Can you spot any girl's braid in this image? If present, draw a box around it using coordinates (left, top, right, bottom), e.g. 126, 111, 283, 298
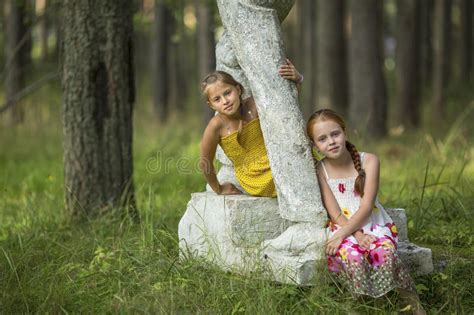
346, 141, 366, 197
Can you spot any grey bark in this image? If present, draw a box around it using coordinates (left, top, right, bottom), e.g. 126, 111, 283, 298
4, 0, 26, 124
216, 0, 326, 223
348, 0, 387, 138
459, 0, 473, 81
395, 0, 421, 129
62, 0, 136, 216
196, 0, 216, 123
152, 0, 171, 122
316, 0, 347, 116
432, 0, 452, 123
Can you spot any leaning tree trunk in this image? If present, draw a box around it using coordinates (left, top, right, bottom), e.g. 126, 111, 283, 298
216, 0, 325, 223
196, 0, 216, 123
4, 0, 26, 124
348, 0, 387, 138
316, 0, 347, 116
62, 0, 136, 216
432, 0, 452, 123
395, 0, 421, 129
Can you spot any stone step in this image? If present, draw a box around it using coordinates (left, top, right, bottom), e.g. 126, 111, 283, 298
398, 241, 433, 276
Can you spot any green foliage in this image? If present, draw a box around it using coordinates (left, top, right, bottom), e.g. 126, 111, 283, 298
1, 86, 473, 313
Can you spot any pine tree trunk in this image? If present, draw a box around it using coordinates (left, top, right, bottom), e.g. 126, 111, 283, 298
348, 0, 387, 138
298, 0, 316, 117
420, 0, 434, 88
459, 0, 473, 81
316, 0, 347, 116
52, 2, 62, 60
395, 0, 421, 129
62, 0, 136, 216
176, 0, 191, 112
4, 0, 25, 124
39, 0, 49, 61
432, 0, 452, 123
196, 0, 216, 123
152, 0, 171, 122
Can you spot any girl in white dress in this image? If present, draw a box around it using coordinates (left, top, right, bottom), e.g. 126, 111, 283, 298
306, 109, 424, 313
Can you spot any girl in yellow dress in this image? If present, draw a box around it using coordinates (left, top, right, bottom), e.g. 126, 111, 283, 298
199, 60, 302, 196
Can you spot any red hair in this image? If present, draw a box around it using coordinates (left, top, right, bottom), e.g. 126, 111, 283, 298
307, 109, 366, 197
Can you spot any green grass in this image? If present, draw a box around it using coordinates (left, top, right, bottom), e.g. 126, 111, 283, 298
1, 81, 474, 313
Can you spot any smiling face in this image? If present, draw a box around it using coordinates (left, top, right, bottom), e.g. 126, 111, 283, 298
310, 119, 348, 159
206, 81, 242, 118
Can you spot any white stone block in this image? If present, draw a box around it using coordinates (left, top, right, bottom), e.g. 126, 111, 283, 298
398, 242, 434, 275
261, 222, 326, 285
178, 192, 289, 270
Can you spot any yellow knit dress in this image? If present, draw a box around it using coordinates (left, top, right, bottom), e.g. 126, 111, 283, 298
219, 118, 276, 197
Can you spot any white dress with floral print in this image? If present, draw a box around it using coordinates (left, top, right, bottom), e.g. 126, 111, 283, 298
321, 153, 414, 298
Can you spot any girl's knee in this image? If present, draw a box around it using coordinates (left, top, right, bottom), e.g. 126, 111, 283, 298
370, 243, 397, 267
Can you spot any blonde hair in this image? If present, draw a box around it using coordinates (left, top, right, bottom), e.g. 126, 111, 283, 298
200, 71, 245, 100
307, 109, 366, 197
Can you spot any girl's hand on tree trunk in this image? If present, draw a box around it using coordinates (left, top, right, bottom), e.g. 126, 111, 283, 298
278, 58, 303, 83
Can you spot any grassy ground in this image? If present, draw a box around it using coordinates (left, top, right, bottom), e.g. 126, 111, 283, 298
1, 81, 473, 313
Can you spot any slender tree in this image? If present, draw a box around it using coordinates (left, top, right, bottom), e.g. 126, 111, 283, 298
432, 0, 452, 123
62, 0, 136, 216
395, 0, 421, 129
196, 0, 216, 123
175, 0, 193, 112
38, 0, 49, 61
315, 0, 347, 116
297, 0, 316, 117
459, 0, 473, 81
152, 0, 171, 122
348, 0, 387, 138
3, 0, 27, 124
420, 0, 434, 88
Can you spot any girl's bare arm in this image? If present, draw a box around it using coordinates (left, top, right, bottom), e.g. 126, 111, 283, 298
199, 118, 222, 194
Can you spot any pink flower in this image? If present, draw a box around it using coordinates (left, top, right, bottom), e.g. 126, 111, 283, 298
338, 183, 346, 193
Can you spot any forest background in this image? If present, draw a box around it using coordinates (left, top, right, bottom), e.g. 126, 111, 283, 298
0, 0, 473, 313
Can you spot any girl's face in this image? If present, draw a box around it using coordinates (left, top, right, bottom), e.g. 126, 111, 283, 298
310, 119, 347, 159
206, 81, 242, 118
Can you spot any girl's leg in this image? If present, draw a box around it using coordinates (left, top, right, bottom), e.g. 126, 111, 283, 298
368, 237, 424, 313
398, 288, 426, 315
